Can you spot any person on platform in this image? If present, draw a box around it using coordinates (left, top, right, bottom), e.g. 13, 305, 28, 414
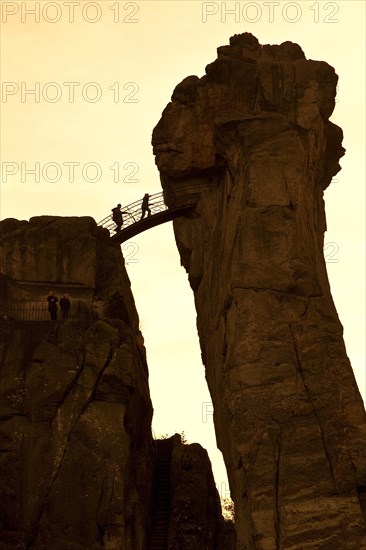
60, 293, 70, 320
47, 291, 58, 320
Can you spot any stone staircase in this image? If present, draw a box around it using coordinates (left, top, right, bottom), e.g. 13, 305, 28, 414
148, 438, 172, 549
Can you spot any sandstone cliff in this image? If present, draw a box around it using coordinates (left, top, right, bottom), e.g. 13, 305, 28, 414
153, 33, 366, 549
0, 217, 154, 549
0, 217, 228, 549
149, 433, 234, 549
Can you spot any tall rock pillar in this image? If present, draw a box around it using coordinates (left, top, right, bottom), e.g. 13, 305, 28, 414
152, 33, 366, 549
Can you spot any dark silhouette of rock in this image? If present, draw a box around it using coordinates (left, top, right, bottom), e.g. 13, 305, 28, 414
0, 217, 227, 549
0, 217, 153, 549
148, 434, 235, 550
153, 33, 366, 549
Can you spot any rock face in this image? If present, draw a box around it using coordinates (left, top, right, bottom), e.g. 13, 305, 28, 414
0, 217, 228, 549
0, 217, 154, 549
167, 434, 235, 549
149, 433, 233, 549
153, 33, 366, 549
0, 216, 140, 322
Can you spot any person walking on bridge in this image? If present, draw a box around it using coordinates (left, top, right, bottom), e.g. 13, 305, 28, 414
140, 193, 151, 220
111, 203, 128, 232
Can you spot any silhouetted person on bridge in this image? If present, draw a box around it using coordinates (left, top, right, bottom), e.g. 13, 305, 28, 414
112, 203, 128, 232
47, 291, 58, 320
60, 293, 70, 320
140, 193, 151, 220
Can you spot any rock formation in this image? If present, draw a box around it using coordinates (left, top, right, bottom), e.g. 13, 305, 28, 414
149, 433, 234, 549
153, 33, 366, 549
0, 216, 154, 549
0, 217, 228, 549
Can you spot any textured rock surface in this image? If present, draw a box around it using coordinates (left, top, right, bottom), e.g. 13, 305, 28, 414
153, 33, 366, 549
0, 216, 139, 322
167, 433, 235, 549
0, 217, 228, 549
0, 218, 153, 549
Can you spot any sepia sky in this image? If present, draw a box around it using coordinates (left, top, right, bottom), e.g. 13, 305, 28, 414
1, 0, 365, 496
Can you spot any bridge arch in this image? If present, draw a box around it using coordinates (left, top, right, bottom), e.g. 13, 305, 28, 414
98, 191, 196, 243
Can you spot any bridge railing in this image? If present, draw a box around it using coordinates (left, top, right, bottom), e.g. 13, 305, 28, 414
98, 192, 168, 234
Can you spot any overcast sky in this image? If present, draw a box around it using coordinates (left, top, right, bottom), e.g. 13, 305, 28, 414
1, 0, 365, 497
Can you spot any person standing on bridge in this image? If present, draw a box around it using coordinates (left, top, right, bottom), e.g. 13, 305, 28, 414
140, 193, 151, 220
111, 203, 128, 232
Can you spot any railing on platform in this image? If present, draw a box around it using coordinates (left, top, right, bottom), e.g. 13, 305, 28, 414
3, 300, 82, 321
